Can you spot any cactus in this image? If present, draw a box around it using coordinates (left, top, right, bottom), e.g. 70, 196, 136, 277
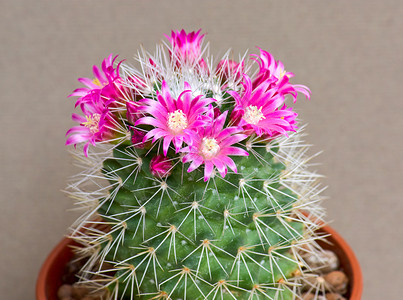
66, 30, 327, 300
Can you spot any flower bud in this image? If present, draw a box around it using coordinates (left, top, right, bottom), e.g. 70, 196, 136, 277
150, 155, 173, 178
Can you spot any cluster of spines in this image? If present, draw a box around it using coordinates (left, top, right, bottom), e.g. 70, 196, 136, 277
66, 124, 326, 300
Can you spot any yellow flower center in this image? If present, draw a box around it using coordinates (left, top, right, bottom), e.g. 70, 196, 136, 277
243, 105, 265, 125
167, 109, 188, 134
278, 68, 287, 80
92, 78, 102, 86
201, 137, 220, 159
82, 114, 101, 134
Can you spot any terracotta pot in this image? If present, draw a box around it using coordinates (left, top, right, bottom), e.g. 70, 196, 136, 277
36, 237, 77, 300
317, 224, 363, 299
36, 225, 363, 300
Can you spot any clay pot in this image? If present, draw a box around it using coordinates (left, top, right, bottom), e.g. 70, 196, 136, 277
36, 237, 77, 300
317, 225, 363, 299
36, 225, 363, 300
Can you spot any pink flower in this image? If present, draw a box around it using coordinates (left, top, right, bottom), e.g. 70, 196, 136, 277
69, 54, 124, 108
251, 48, 310, 101
181, 111, 248, 181
150, 155, 173, 178
165, 29, 206, 67
229, 74, 298, 137
65, 94, 118, 156
135, 81, 213, 156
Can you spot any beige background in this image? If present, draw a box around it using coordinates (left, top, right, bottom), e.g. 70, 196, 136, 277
1, 1, 402, 299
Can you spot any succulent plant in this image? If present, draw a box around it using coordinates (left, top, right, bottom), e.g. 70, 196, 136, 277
66, 30, 328, 300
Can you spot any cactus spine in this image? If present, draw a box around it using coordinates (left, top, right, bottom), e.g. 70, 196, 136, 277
66, 30, 326, 300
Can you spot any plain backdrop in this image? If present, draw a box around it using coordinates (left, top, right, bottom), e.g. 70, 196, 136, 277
1, 1, 402, 299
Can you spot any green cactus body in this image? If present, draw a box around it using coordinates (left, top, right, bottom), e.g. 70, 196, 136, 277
66, 30, 325, 300
87, 139, 306, 299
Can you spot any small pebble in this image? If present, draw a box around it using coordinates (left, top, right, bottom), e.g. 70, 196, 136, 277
304, 250, 340, 273
324, 271, 348, 294
72, 284, 90, 299
57, 284, 72, 299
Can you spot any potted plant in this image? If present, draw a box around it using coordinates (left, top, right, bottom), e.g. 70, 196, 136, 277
37, 30, 362, 299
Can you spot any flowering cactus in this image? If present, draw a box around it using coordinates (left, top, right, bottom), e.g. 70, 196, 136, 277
66, 30, 328, 300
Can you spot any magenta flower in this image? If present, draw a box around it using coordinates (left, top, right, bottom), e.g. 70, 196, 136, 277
150, 155, 173, 178
135, 81, 213, 156
229, 74, 298, 137
69, 54, 124, 108
251, 48, 310, 101
165, 29, 206, 67
181, 111, 248, 181
66, 94, 118, 156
